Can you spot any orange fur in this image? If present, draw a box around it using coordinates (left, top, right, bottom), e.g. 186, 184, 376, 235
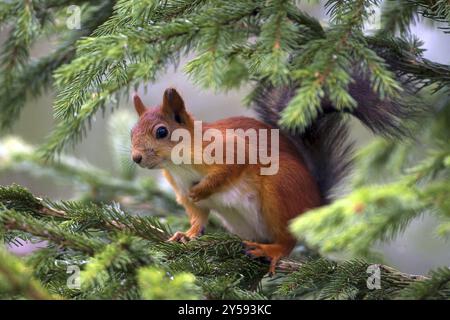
131, 88, 322, 274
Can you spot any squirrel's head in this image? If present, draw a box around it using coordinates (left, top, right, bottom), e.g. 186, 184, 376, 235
131, 88, 194, 169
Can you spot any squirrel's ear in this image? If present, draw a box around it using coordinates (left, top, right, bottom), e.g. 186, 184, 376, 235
133, 93, 147, 116
161, 88, 186, 123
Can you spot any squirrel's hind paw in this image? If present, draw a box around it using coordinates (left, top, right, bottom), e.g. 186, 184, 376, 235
243, 241, 287, 276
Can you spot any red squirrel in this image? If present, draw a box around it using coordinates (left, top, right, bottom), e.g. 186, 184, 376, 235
131, 83, 414, 274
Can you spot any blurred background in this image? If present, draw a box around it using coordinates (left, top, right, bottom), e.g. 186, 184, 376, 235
1, 2, 449, 275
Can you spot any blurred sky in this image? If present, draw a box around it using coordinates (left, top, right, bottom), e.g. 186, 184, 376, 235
1, 1, 449, 274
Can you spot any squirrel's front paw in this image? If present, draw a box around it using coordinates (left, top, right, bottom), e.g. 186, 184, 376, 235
168, 229, 203, 243
168, 231, 191, 243
188, 185, 211, 202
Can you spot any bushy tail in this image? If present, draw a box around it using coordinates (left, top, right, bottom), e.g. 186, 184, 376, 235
253, 76, 421, 204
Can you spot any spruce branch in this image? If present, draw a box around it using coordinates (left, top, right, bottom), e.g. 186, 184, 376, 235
0, 0, 114, 131
93, 0, 209, 36
138, 265, 201, 300
368, 35, 450, 91
1, 184, 449, 299
290, 132, 450, 259
253, 0, 299, 86
0, 207, 104, 255
0, 0, 40, 72
0, 0, 449, 300
79, 234, 137, 290
380, 0, 420, 34
276, 258, 427, 299
398, 267, 450, 299
53, 0, 261, 121
2, 0, 447, 155
412, 0, 450, 32
290, 182, 426, 258
0, 247, 57, 300
280, 0, 402, 131
0, 184, 172, 243
380, 0, 450, 34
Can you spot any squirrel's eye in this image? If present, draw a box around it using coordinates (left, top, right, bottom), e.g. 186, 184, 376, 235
155, 126, 169, 139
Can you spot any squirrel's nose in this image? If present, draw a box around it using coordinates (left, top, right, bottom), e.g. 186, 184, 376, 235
132, 154, 142, 164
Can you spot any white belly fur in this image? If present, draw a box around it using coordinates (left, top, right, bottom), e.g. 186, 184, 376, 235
165, 165, 272, 242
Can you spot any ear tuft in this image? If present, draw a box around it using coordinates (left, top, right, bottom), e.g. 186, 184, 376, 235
133, 93, 147, 116
162, 88, 185, 116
